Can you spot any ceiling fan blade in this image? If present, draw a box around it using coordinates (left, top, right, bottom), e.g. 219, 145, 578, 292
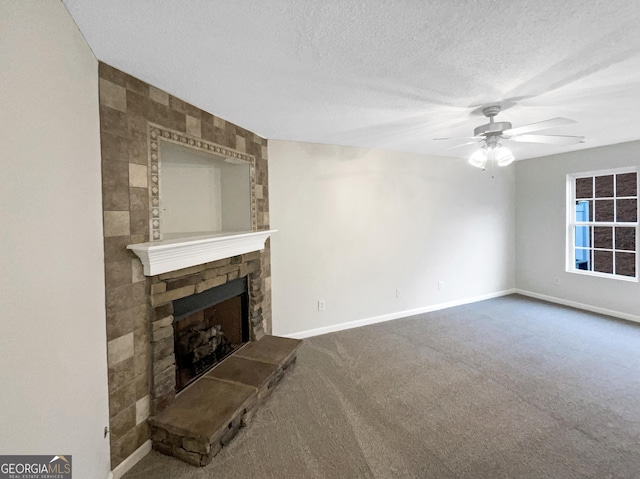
502, 117, 576, 136
447, 140, 483, 150
506, 134, 585, 145
433, 136, 480, 141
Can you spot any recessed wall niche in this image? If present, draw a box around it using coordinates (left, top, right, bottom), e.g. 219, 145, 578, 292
149, 125, 257, 240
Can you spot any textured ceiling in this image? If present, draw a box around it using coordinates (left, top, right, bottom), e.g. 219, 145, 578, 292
63, 0, 640, 160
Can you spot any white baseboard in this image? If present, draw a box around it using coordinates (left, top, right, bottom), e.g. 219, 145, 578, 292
111, 440, 152, 479
284, 289, 517, 339
515, 289, 640, 324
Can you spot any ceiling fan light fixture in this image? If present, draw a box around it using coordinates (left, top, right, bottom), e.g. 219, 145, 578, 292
468, 148, 488, 169
493, 145, 515, 166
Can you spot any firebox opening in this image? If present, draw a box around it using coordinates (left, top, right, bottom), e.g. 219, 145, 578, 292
172, 277, 249, 392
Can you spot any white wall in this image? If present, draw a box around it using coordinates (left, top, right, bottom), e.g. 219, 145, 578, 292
516, 141, 640, 319
269, 141, 516, 336
0, 1, 111, 477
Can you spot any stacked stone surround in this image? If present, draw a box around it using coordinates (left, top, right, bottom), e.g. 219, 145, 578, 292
148, 251, 264, 414
98, 62, 271, 469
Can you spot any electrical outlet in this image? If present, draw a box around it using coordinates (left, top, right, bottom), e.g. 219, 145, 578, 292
396, 288, 401, 298
438, 281, 444, 291
554, 276, 561, 285
318, 300, 326, 311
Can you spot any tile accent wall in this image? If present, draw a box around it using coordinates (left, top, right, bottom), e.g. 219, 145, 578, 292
98, 63, 271, 469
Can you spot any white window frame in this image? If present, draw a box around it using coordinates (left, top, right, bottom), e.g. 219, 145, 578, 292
566, 166, 638, 282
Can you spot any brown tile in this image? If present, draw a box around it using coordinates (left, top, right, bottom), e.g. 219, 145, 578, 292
110, 427, 137, 469
132, 303, 147, 330
125, 75, 149, 97
129, 187, 148, 212
128, 116, 148, 143
107, 307, 135, 341
130, 234, 149, 244
149, 101, 171, 125
206, 356, 277, 389
234, 335, 302, 365
104, 211, 130, 237
102, 175, 129, 211
212, 127, 228, 146
109, 381, 136, 417
186, 115, 201, 137
135, 422, 150, 449
104, 235, 132, 263
111, 404, 136, 440
149, 86, 169, 106
200, 111, 214, 124
169, 96, 200, 117
100, 105, 129, 137
126, 90, 149, 117
101, 132, 131, 162
109, 356, 136, 393
130, 209, 149, 236
99, 62, 127, 87
105, 260, 133, 289
149, 378, 256, 440
129, 139, 148, 166
131, 280, 148, 305
168, 110, 186, 132
201, 121, 215, 142
100, 78, 127, 112
134, 373, 150, 401
134, 331, 150, 377
106, 283, 135, 317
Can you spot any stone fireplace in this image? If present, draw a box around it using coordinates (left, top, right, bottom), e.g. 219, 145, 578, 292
97, 62, 288, 470
145, 252, 264, 414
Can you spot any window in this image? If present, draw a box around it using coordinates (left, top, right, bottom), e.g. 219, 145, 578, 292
567, 168, 638, 280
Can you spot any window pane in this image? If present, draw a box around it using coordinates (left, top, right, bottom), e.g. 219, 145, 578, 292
575, 200, 592, 221
616, 198, 637, 222
595, 175, 614, 197
575, 226, 591, 247
615, 227, 636, 251
594, 250, 613, 273
616, 172, 637, 197
615, 252, 636, 277
594, 199, 614, 222
593, 226, 613, 249
576, 177, 593, 199
575, 248, 592, 271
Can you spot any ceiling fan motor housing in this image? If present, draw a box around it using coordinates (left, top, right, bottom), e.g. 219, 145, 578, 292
474, 121, 512, 137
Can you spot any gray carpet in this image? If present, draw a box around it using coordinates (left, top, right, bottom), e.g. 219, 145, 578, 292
124, 294, 640, 478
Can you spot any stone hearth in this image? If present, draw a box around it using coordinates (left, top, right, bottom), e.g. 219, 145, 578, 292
150, 335, 301, 466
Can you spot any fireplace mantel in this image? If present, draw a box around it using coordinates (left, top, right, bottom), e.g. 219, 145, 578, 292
127, 230, 276, 276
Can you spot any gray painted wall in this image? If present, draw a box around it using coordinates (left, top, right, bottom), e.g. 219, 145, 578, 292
516, 141, 640, 319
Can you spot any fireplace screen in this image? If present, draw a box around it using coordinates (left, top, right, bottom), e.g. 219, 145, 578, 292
173, 277, 249, 391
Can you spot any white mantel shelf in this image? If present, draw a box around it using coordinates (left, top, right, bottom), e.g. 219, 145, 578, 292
127, 230, 276, 276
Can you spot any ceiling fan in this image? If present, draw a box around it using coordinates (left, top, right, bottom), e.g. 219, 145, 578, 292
435, 105, 585, 169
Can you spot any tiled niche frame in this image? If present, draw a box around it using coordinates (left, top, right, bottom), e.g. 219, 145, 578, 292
148, 124, 258, 241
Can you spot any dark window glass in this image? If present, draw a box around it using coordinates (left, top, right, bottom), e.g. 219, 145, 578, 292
594, 250, 613, 274
594, 199, 614, 222
615, 252, 636, 277
616, 198, 637, 222
593, 227, 613, 249
575, 177, 593, 199
615, 227, 636, 251
594, 175, 614, 198
616, 173, 637, 197
575, 248, 592, 271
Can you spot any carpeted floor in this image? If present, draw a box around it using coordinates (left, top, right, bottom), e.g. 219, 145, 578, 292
124, 294, 640, 478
